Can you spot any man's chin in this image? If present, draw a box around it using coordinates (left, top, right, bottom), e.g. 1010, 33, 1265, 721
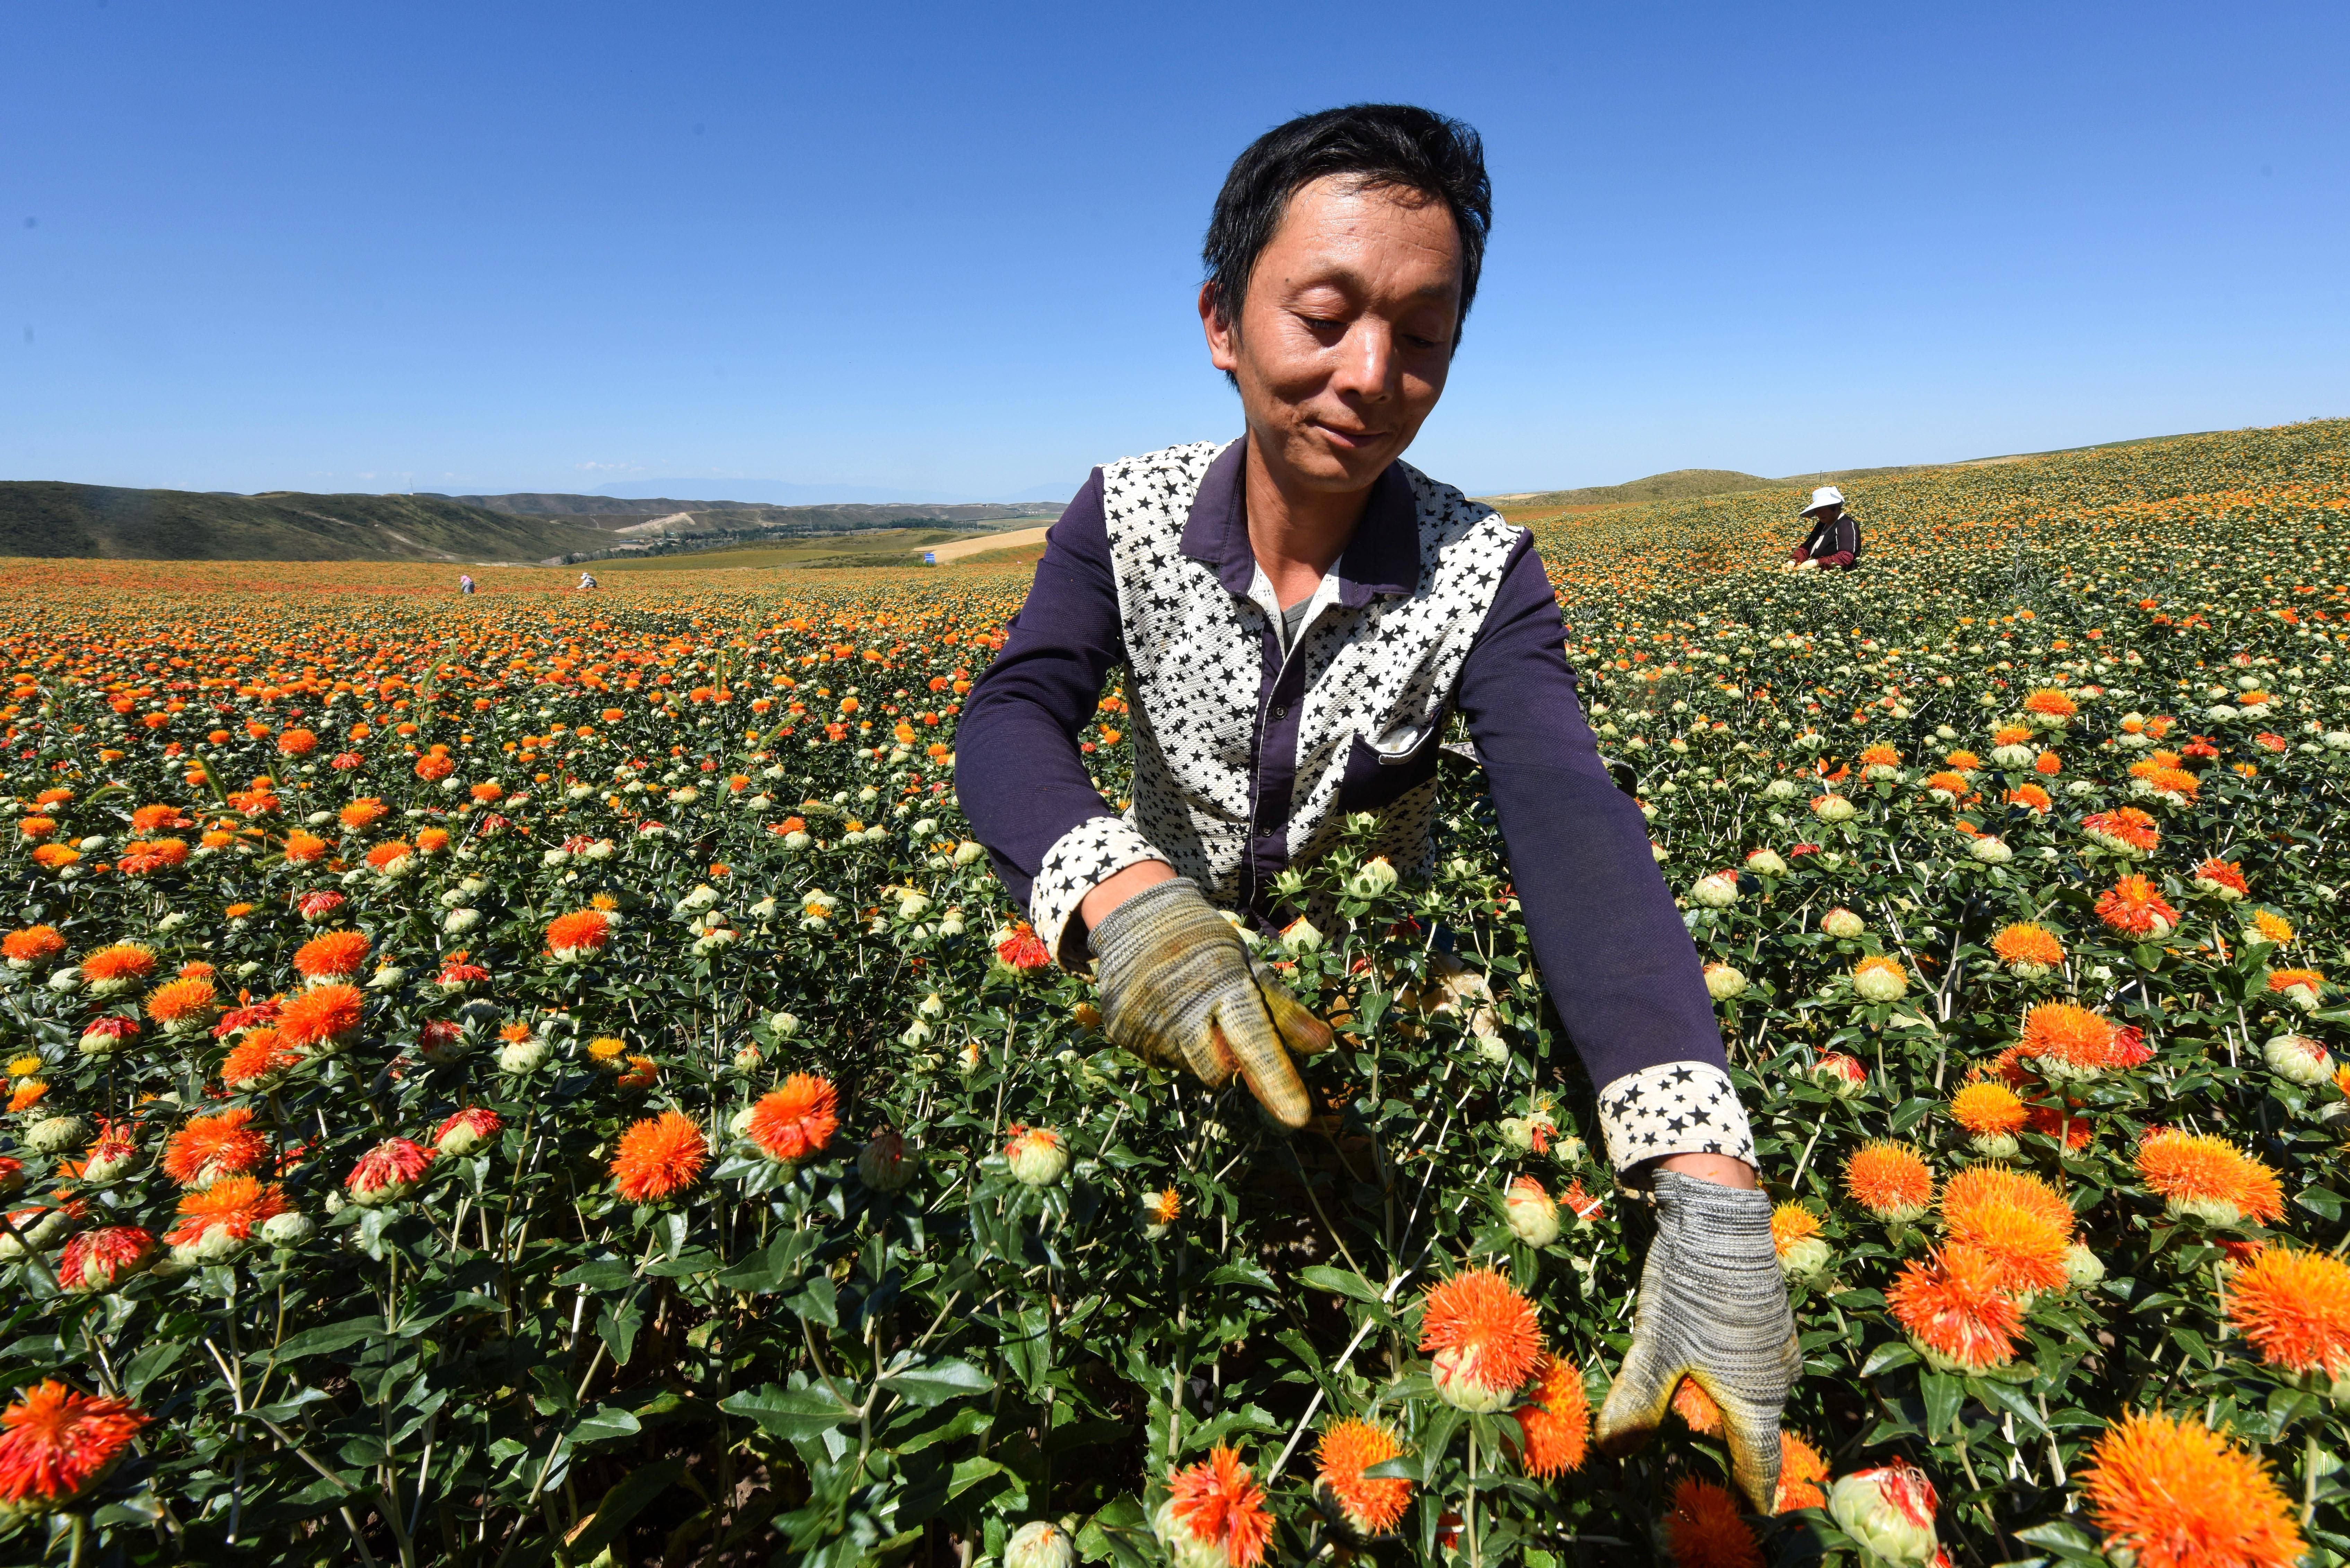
1290, 431, 1399, 490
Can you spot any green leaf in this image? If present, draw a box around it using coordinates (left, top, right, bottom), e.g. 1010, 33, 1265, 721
788, 1274, 838, 1329
2013, 1518, 2103, 1559
269, 1316, 387, 1362
1971, 1376, 2051, 1435
880, 1358, 994, 1407
596, 1296, 644, 1366
1920, 1368, 1962, 1439
569, 1405, 642, 1446
1300, 1265, 1387, 1304
720, 1383, 855, 1441
1859, 1341, 1917, 1377
1075, 1494, 1154, 1568
564, 1455, 687, 1556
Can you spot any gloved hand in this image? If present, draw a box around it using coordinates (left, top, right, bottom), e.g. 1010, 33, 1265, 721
1087, 877, 1334, 1128
1594, 1169, 1801, 1511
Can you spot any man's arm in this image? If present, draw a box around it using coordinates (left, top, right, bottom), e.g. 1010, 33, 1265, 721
954, 473, 1170, 964
1452, 535, 1756, 1181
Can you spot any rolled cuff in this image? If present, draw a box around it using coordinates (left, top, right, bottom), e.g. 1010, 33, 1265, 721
1594, 1061, 1756, 1172
1028, 814, 1167, 969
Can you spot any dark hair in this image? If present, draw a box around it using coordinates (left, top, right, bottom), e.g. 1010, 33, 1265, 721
1203, 104, 1491, 342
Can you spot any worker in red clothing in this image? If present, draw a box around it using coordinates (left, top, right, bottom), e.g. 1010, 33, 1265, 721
1786, 485, 1860, 570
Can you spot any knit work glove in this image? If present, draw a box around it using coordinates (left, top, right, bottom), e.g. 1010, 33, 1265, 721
1087, 877, 1334, 1129
1594, 1169, 1801, 1511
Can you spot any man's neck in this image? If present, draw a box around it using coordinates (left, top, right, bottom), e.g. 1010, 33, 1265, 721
1242, 434, 1376, 607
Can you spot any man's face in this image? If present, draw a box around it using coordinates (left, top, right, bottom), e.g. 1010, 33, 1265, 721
1203, 175, 1463, 496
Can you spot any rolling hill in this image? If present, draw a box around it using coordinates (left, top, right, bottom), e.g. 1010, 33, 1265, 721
0, 483, 613, 564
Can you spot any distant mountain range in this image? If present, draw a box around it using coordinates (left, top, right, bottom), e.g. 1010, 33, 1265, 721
0, 481, 1054, 564
589, 478, 1082, 506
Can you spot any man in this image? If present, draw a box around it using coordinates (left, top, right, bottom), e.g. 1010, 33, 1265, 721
956, 105, 1795, 1508
1787, 485, 1859, 569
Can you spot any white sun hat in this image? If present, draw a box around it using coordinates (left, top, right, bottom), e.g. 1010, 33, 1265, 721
1800, 485, 1844, 515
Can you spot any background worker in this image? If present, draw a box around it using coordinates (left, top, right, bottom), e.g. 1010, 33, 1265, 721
955, 103, 1797, 1509
1787, 484, 1859, 569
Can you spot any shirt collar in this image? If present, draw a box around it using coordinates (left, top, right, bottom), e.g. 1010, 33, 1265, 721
1180, 435, 1420, 608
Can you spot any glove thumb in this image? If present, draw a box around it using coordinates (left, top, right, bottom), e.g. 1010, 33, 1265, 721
1248, 960, 1336, 1057
1591, 1324, 1679, 1460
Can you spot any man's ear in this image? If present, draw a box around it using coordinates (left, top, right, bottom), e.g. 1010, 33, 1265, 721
1201, 282, 1241, 376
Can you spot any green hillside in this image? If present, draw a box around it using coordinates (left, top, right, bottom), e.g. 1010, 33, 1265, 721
0, 482, 612, 563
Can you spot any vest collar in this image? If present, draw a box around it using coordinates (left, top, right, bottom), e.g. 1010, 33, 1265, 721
1179, 436, 1419, 609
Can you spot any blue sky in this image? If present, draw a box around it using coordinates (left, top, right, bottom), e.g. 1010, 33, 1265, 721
3, 2, 2345, 503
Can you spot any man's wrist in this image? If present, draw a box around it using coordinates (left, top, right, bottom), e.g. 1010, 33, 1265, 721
1075, 860, 1177, 947
1654, 1151, 1757, 1190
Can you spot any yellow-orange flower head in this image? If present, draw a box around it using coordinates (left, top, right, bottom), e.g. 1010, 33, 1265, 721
2222, 1245, 2350, 1376
2082, 1410, 2303, 1568
1419, 1267, 1542, 1409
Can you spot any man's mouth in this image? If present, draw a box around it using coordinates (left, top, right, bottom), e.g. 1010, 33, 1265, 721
1313, 423, 1387, 449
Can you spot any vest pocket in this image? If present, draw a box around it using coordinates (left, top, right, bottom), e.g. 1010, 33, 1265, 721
1338, 724, 1445, 813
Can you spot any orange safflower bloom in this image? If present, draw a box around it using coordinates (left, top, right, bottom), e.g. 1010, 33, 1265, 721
29, 845, 80, 870
1991, 922, 2064, 970
2267, 968, 2325, 1004
2082, 1410, 2303, 1568
1942, 1165, 2072, 1238
2, 927, 65, 965
1664, 1474, 1762, 1568
17, 816, 56, 840
144, 976, 218, 1028
276, 728, 318, 756
1775, 1430, 1830, 1513
610, 1110, 707, 1202
292, 930, 370, 981
2082, 807, 2160, 855
220, 1029, 302, 1090
281, 829, 330, 864
1922, 770, 1971, 799
277, 984, 364, 1051
161, 1108, 269, 1186
1887, 1244, 2023, 1369
544, 909, 612, 960
117, 838, 188, 874
1857, 743, 1901, 768
1770, 1203, 1823, 1255
1950, 1080, 2029, 1137
415, 826, 451, 853
2135, 1129, 2285, 1224
364, 840, 413, 871
337, 797, 388, 831
746, 1074, 840, 1162
1514, 1352, 1590, 1478
0, 1381, 151, 1513
130, 804, 188, 833
2022, 688, 2077, 719
79, 944, 156, 985
1843, 1141, 1933, 1220
2097, 875, 2178, 938
163, 1175, 290, 1245
1166, 1446, 1273, 1568
2019, 1002, 2119, 1072
1314, 1417, 1412, 1534
1945, 1198, 2071, 1295
1673, 1377, 1724, 1435
2193, 858, 2250, 898
1418, 1267, 1543, 1396
2223, 1245, 2350, 1376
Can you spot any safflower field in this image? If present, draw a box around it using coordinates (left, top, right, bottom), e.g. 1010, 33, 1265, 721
1, 418, 2347, 1568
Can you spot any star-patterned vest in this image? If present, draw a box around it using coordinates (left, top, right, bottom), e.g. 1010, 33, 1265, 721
1025, 440, 1523, 960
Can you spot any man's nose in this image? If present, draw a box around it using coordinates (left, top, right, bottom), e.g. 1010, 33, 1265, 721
1331, 319, 1396, 402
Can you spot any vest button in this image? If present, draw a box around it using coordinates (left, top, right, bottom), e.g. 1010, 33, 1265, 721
1272, 705, 1288, 720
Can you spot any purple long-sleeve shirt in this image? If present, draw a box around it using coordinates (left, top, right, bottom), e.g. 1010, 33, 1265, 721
955, 443, 1728, 1099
